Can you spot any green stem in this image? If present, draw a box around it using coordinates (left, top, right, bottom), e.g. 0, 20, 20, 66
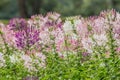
0, 31, 9, 54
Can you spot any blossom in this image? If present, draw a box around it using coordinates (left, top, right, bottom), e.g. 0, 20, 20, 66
21, 52, 46, 72
34, 53, 46, 68
29, 15, 48, 28
81, 37, 94, 53
8, 18, 40, 50
9, 18, 27, 31
46, 12, 60, 21
89, 17, 107, 34
76, 19, 88, 38
93, 34, 108, 46
14, 28, 40, 50
116, 47, 120, 52
1, 10, 120, 59
0, 52, 5, 67
63, 20, 73, 34
9, 54, 20, 63
0, 25, 16, 47
0, 23, 6, 46
21, 54, 35, 71
82, 52, 90, 57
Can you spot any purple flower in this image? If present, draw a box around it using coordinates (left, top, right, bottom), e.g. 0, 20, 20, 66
15, 31, 26, 49
9, 18, 27, 31
15, 27, 40, 50
82, 52, 90, 57
9, 18, 40, 50
27, 28, 40, 46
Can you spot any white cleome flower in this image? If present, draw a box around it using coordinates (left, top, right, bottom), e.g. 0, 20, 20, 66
73, 19, 81, 27
9, 54, 20, 63
63, 20, 73, 34
81, 37, 94, 53
0, 52, 5, 67
21, 53, 46, 72
93, 34, 108, 46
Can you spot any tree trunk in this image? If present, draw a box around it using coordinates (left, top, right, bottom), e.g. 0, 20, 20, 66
111, 0, 117, 8
32, 0, 43, 15
18, 0, 29, 18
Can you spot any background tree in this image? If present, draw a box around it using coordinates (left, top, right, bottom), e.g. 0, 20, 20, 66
18, 0, 43, 18
1, 0, 120, 19
18, 0, 28, 18
0, 0, 18, 19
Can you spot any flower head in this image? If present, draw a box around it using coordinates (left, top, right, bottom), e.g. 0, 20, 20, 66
9, 18, 27, 31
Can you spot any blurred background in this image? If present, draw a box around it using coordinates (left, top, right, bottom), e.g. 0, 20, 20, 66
0, 0, 120, 19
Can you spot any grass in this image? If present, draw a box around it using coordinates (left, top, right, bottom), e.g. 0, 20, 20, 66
0, 20, 9, 24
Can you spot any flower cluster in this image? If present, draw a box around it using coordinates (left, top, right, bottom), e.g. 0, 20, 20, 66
8, 18, 40, 52
1, 10, 120, 54
21, 52, 46, 72
1, 10, 120, 72
0, 52, 5, 68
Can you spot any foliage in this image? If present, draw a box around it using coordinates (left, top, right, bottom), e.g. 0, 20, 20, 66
1, 0, 120, 19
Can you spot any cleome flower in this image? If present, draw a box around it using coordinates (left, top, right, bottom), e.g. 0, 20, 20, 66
21, 52, 46, 72
0, 52, 5, 68
8, 18, 40, 51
